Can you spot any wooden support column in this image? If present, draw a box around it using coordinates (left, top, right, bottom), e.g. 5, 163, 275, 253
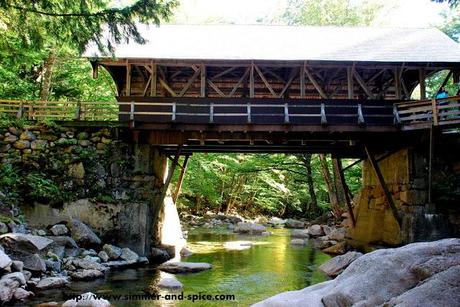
394, 67, 401, 100
364, 146, 402, 227
201, 64, 206, 97
249, 63, 255, 98
419, 68, 426, 100
150, 62, 157, 97
336, 159, 356, 227
300, 65, 306, 99
126, 63, 132, 96
347, 66, 354, 99
173, 155, 190, 203
428, 126, 434, 204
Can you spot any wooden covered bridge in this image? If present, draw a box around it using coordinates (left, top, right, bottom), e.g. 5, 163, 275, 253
2, 25, 460, 157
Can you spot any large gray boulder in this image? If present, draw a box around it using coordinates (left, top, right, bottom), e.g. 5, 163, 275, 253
0, 233, 53, 253
0, 249, 12, 270
285, 219, 305, 229
103, 244, 122, 260
234, 222, 266, 235
120, 248, 139, 262
253, 238, 460, 307
50, 224, 69, 236
158, 261, 212, 273
290, 229, 310, 238
21, 253, 46, 272
72, 259, 107, 272
319, 251, 363, 277
69, 219, 101, 247
46, 236, 79, 258
306, 225, 324, 237
69, 269, 105, 281
157, 272, 183, 289
36, 277, 69, 290
0, 272, 26, 303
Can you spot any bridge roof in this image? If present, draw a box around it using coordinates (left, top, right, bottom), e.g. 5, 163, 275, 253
84, 25, 460, 63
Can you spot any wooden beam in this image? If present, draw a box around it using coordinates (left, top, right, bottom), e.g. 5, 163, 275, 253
229, 67, 250, 97
158, 78, 177, 97
179, 65, 201, 97
364, 146, 401, 227
250, 63, 255, 98
125, 63, 131, 96
305, 64, 327, 99
207, 80, 226, 97
278, 68, 298, 98
151, 63, 157, 97
211, 67, 238, 80
347, 66, 354, 99
394, 67, 401, 99
428, 126, 434, 204
173, 155, 190, 203
353, 69, 375, 99
419, 68, 426, 100
300, 65, 306, 98
201, 64, 206, 97
254, 64, 277, 97
336, 159, 356, 227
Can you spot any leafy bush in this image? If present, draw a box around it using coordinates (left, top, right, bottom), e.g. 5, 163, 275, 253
26, 172, 63, 204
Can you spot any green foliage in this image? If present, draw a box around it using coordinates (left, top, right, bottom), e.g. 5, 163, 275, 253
281, 0, 382, 26
0, 113, 29, 130
25, 172, 63, 203
0, 164, 21, 188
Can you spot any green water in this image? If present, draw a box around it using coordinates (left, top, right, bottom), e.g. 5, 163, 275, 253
29, 227, 330, 306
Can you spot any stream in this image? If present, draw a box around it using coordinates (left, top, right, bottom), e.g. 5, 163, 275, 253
29, 227, 331, 306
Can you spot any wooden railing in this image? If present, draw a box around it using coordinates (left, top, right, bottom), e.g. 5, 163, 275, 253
117, 97, 395, 126
0, 99, 118, 121
395, 96, 460, 130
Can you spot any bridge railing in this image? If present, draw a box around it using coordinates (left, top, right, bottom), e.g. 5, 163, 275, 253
118, 98, 395, 126
0, 99, 118, 121
395, 96, 460, 130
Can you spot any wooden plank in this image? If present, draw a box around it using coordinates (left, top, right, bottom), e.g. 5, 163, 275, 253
179, 67, 201, 97
300, 65, 306, 99
126, 63, 131, 96
151, 63, 157, 97
419, 68, 426, 100
158, 78, 177, 97
278, 68, 298, 98
305, 65, 328, 99
207, 80, 226, 97
250, 63, 255, 98
254, 64, 277, 97
354, 69, 375, 99
364, 146, 401, 227
347, 66, 354, 99
229, 67, 250, 97
201, 64, 206, 97
394, 67, 401, 100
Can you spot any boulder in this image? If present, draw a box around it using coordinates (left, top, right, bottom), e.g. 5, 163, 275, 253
158, 261, 212, 273
13, 140, 30, 149
0, 249, 12, 270
46, 236, 79, 258
253, 238, 460, 307
150, 247, 171, 263
0, 272, 26, 303
321, 225, 334, 237
290, 239, 306, 245
285, 219, 305, 229
72, 259, 107, 272
11, 260, 23, 272
120, 248, 138, 262
267, 217, 285, 228
0, 222, 8, 234
98, 251, 109, 263
306, 225, 324, 237
69, 219, 101, 247
319, 251, 363, 277
36, 277, 69, 290
45, 259, 61, 272
234, 222, 266, 235
3, 135, 18, 143
0, 233, 53, 253
103, 244, 122, 260
68, 163, 85, 180
322, 241, 347, 255
31, 140, 48, 150
291, 229, 310, 238
62, 292, 111, 307
328, 228, 346, 241
68, 269, 105, 281
180, 247, 193, 257
13, 288, 33, 301
83, 256, 101, 264
19, 131, 36, 141
21, 253, 46, 272
158, 272, 183, 289
104, 260, 137, 269
50, 224, 69, 236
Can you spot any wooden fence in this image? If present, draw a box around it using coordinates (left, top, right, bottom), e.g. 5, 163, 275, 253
0, 99, 118, 121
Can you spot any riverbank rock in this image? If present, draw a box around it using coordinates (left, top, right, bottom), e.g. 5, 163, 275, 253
290, 229, 309, 238
0, 249, 12, 270
102, 244, 122, 260
306, 225, 324, 237
50, 224, 69, 236
0, 272, 26, 303
46, 236, 79, 258
69, 269, 105, 281
158, 272, 183, 289
120, 248, 138, 262
36, 277, 69, 290
253, 238, 460, 307
319, 251, 363, 277
158, 261, 212, 273
0, 233, 53, 253
267, 217, 285, 228
285, 219, 305, 229
290, 239, 306, 245
234, 222, 266, 235
62, 292, 111, 307
69, 219, 101, 247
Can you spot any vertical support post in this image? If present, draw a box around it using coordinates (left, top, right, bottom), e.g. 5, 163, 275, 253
172, 102, 177, 122
419, 68, 426, 100
249, 63, 255, 98
130, 101, 135, 121
347, 66, 354, 99
393, 104, 401, 124
336, 159, 356, 227
357, 104, 365, 125
247, 102, 252, 123
209, 102, 214, 123
364, 146, 402, 227
431, 99, 439, 126
320, 103, 327, 125
394, 67, 401, 100
75, 101, 81, 120
201, 64, 206, 98
150, 62, 157, 97
17, 102, 24, 119
126, 63, 132, 96
284, 103, 289, 124
300, 64, 306, 99
173, 155, 190, 204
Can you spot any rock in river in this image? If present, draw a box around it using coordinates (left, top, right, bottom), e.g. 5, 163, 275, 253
253, 238, 460, 307
290, 229, 310, 238
69, 269, 105, 281
69, 219, 101, 247
234, 222, 266, 235
0, 233, 53, 253
158, 272, 183, 289
158, 261, 212, 273
319, 251, 363, 277
285, 219, 305, 229
36, 277, 69, 290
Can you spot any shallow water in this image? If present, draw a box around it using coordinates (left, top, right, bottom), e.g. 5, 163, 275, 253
28, 227, 330, 306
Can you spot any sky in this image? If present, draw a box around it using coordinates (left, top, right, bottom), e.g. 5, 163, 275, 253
171, 0, 450, 28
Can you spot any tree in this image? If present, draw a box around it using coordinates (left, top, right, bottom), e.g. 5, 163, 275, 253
281, 0, 382, 26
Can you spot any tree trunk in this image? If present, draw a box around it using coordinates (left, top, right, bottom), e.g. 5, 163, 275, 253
40, 51, 57, 101
319, 154, 340, 216
303, 154, 319, 216
332, 158, 346, 208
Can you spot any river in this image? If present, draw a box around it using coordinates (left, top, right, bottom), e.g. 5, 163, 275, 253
29, 227, 330, 306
